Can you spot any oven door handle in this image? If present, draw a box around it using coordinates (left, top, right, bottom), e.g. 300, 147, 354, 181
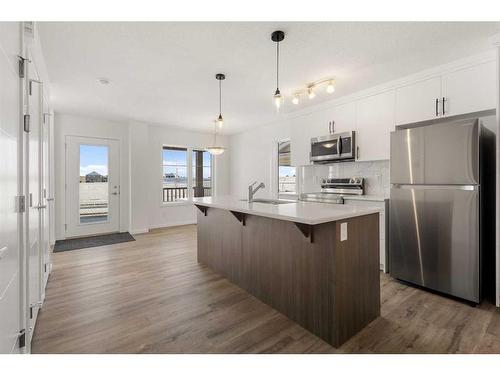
338, 136, 342, 155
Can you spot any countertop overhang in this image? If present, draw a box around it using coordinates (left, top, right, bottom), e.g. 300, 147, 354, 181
192, 196, 380, 225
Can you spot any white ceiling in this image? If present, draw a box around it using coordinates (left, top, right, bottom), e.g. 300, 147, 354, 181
38, 22, 500, 134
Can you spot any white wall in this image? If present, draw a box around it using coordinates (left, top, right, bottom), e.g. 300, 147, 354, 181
129, 121, 230, 233
54, 113, 230, 238
229, 120, 290, 199
54, 113, 130, 240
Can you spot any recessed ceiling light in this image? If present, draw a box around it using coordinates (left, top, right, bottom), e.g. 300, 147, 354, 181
98, 78, 110, 85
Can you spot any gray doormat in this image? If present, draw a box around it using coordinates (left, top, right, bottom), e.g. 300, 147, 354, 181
54, 232, 135, 253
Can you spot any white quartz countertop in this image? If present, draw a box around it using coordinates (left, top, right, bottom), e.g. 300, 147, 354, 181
342, 195, 388, 202
192, 196, 381, 225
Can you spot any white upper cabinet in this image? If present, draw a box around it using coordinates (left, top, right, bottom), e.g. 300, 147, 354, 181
441, 61, 496, 117
330, 102, 356, 134
355, 90, 395, 161
395, 77, 441, 125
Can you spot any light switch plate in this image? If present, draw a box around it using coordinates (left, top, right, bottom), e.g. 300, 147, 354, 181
340, 222, 348, 241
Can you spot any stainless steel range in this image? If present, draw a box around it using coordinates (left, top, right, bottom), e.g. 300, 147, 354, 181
299, 177, 364, 204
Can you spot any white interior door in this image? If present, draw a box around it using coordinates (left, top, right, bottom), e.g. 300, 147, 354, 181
0, 22, 21, 353
27, 58, 42, 340
41, 98, 50, 290
65, 136, 120, 238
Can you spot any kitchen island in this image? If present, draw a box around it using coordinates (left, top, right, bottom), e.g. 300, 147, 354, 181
193, 196, 381, 347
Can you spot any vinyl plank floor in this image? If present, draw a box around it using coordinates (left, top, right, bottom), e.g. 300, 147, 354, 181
31, 225, 500, 354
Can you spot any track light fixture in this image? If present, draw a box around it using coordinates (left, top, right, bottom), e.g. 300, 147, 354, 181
290, 78, 335, 105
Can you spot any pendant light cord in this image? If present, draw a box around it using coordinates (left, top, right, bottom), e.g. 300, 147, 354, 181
276, 41, 280, 90
219, 79, 222, 116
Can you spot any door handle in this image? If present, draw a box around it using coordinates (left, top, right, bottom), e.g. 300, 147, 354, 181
34, 205, 47, 209
111, 192, 119, 195
442, 97, 446, 115
435, 98, 440, 116
46, 197, 55, 201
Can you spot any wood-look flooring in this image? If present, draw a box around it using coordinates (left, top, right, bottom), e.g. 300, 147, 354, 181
32, 225, 500, 354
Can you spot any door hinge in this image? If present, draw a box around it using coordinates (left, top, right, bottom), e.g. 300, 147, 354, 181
23, 114, 30, 133
17, 56, 29, 79
18, 329, 26, 348
15, 195, 26, 213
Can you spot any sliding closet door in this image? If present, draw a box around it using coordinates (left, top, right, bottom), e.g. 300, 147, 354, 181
0, 22, 22, 354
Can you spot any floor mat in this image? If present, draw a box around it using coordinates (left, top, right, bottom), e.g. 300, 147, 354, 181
54, 232, 135, 252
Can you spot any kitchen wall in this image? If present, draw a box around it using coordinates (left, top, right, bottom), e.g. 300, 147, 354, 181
55, 114, 230, 238
229, 50, 497, 198
298, 160, 390, 197
229, 119, 291, 199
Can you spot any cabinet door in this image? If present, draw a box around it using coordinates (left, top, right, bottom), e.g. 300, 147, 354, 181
441, 61, 496, 117
330, 102, 356, 133
395, 77, 441, 125
355, 90, 395, 161
290, 113, 313, 167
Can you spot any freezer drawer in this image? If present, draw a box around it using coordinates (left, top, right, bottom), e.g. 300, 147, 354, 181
390, 119, 479, 185
389, 185, 479, 302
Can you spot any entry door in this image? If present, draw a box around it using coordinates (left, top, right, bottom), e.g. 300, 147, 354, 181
66, 136, 120, 238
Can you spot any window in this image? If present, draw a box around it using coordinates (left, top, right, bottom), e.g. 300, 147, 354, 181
278, 140, 296, 193
162, 146, 214, 203
192, 150, 212, 198
162, 147, 188, 202
79, 144, 109, 223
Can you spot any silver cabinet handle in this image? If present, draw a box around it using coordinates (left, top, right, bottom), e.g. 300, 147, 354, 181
47, 197, 55, 201
34, 205, 47, 209
111, 192, 118, 195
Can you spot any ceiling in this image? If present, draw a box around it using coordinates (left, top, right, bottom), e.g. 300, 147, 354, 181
38, 22, 500, 134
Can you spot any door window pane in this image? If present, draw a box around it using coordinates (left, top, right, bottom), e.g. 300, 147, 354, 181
79, 144, 109, 223
163, 147, 188, 202
192, 150, 212, 198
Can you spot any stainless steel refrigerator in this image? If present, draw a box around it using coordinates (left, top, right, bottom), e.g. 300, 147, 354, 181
389, 117, 495, 304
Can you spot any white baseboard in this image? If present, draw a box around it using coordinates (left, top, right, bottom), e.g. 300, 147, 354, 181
149, 220, 196, 230
130, 228, 150, 235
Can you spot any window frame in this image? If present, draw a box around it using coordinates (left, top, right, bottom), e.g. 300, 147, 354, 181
161, 145, 215, 206
277, 139, 297, 195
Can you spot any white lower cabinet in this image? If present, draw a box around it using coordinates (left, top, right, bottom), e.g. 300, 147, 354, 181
343, 198, 388, 273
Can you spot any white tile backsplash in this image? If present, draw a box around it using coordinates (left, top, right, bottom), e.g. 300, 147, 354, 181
298, 160, 390, 197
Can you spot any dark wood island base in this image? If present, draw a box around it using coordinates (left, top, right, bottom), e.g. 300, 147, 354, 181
196, 206, 380, 348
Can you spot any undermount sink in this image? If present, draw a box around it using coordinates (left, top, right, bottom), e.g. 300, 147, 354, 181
240, 198, 296, 205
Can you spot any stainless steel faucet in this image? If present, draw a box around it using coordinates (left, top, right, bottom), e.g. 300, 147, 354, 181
248, 181, 265, 203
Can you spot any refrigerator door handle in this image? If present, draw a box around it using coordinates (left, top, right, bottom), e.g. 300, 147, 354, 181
392, 184, 478, 191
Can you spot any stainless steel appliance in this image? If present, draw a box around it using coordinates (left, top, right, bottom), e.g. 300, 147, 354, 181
310, 131, 356, 163
300, 177, 364, 204
389, 117, 495, 304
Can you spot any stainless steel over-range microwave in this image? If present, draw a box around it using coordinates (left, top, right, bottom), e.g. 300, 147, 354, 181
310, 131, 356, 163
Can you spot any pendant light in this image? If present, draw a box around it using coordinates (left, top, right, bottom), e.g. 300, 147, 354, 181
207, 120, 225, 155
271, 30, 285, 111
215, 73, 225, 129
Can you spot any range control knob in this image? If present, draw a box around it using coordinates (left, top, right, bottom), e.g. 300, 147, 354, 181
355, 178, 361, 184
322, 179, 327, 184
